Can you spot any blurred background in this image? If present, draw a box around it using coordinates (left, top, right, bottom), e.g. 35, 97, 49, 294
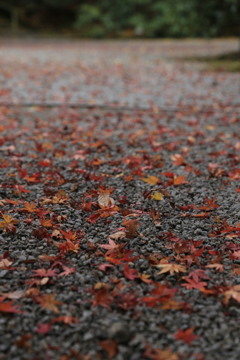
0, 0, 239, 39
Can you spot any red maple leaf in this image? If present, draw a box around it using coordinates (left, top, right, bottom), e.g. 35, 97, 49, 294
51, 315, 78, 325
59, 265, 76, 277
182, 277, 208, 291
97, 239, 120, 255
197, 196, 219, 211
32, 268, 58, 278
123, 263, 139, 280
91, 287, 114, 309
0, 300, 22, 313
174, 327, 199, 344
98, 263, 115, 271
35, 323, 52, 334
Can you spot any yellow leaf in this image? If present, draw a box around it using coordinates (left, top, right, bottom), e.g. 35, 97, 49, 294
141, 175, 159, 185
151, 191, 163, 201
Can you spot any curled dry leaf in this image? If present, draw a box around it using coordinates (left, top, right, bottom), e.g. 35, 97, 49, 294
98, 192, 115, 209
0, 258, 13, 269
0, 290, 25, 300
109, 231, 126, 240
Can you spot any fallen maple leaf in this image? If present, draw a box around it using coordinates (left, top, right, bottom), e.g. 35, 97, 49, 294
0, 213, 18, 233
182, 277, 208, 291
174, 327, 199, 344
155, 263, 187, 276
141, 175, 159, 185
54, 239, 80, 254
197, 196, 219, 211
20, 201, 39, 213
173, 175, 189, 186
91, 287, 113, 309
32, 268, 58, 278
222, 285, 240, 304
0, 300, 22, 313
99, 340, 118, 359
123, 263, 139, 280
206, 263, 224, 272
151, 191, 164, 201
171, 154, 186, 166
51, 315, 78, 325
123, 218, 139, 239
144, 344, 179, 360
35, 323, 52, 334
98, 263, 115, 271
97, 239, 120, 255
39, 218, 53, 227
37, 293, 62, 313
14, 185, 31, 193
61, 229, 79, 242
59, 265, 76, 277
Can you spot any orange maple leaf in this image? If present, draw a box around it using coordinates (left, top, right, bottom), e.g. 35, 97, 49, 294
0, 213, 18, 232
223, 285, 240, 304
21, 201, 38, 213
144, 344, 179, 360
155, 263, 187, 276
173, 175, 189, 186
37, 293, 62, 313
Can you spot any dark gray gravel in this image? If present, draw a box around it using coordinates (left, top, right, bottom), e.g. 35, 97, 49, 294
0, 39, 239, 360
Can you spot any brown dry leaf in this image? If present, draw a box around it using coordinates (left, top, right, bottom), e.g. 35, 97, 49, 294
15, 334, 32, 349
231, 265, 240, 276
144, 345, 179, 360
124, 219, 139, 239
155, 263, 187, 276
37, 293, 62, 313
99, 340, 118, 359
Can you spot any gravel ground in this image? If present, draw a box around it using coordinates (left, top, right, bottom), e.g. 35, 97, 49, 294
0, 39, 240, 360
